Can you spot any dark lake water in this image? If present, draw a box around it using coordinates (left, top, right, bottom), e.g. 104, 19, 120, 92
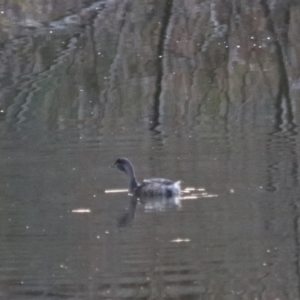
1, 0, 300, 299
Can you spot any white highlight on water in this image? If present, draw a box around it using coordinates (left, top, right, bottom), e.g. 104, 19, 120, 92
105, 189, 128, 193
171, 238, 191, 243
72, 208, 91, 213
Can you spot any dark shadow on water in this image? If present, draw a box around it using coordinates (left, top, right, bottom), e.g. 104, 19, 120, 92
117, 197, 138, 228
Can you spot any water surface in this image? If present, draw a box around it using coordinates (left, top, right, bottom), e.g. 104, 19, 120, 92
0, 0, 300, 299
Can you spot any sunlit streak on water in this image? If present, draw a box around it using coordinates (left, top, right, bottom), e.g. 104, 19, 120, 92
105, 189, 129, 193
181, 195, 198, 200
105, 187, 218, 202
71, 208, 91, 213
181, 187, 218, 200
184, 187, 196, 191
182, 187, 205, 193
171, 238, 191, 243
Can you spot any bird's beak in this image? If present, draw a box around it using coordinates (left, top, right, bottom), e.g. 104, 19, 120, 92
110, 164, 116, 168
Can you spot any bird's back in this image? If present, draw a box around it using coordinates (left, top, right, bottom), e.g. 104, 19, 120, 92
135, 178, 181, 197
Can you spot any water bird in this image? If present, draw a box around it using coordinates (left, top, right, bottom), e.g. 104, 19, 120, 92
112, 158, 181, 197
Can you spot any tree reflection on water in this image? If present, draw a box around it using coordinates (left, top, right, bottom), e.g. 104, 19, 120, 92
0, 1, 300, 299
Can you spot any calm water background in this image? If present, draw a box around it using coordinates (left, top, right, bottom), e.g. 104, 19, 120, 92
0, 0, 300, 299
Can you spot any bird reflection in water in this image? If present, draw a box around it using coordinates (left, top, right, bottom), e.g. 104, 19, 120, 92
117, 195, 181, 227
105, 186, 218, 227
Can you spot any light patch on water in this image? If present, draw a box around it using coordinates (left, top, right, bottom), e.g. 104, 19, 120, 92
182, 188, 197, 194
60, 264, 68, 269
105, 189, 128, 193
181, 194, 218, 200
72, 208, 91, 213
171, 238, 191, 243
182, 195, 198, 200
181, 186, 218, 200
184, 187, 196, 191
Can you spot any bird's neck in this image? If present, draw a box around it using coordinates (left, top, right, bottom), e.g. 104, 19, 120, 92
130, 177, 138, 193
125, 164, 138, 193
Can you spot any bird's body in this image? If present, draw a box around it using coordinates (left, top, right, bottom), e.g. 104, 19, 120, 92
113, 158, 181, 197
136, 178, 181, 197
